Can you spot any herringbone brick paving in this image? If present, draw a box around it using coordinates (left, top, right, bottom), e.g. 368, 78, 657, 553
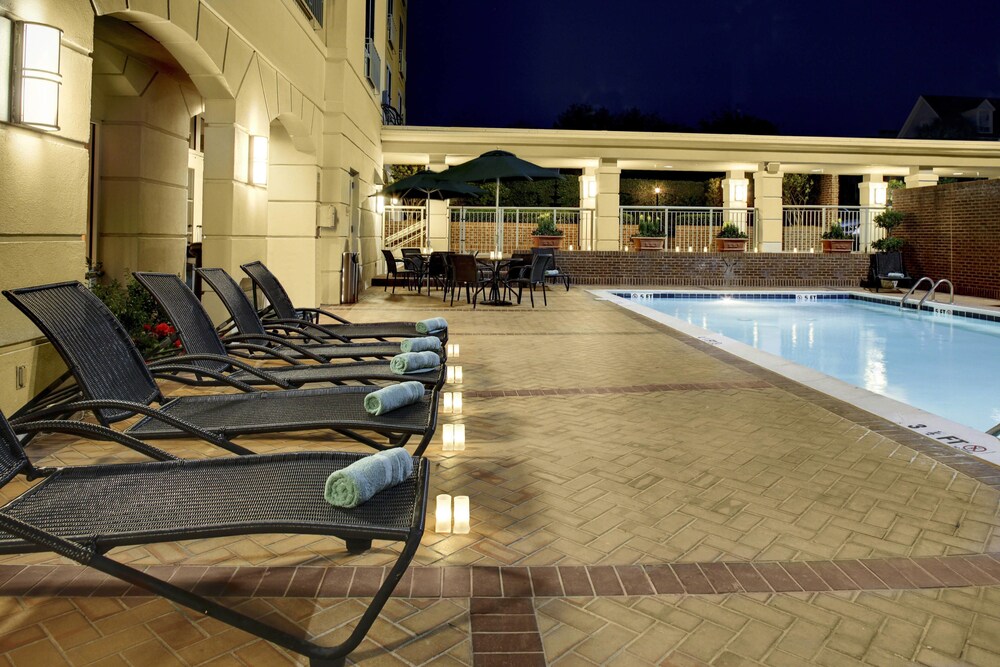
1, 285, 999, 664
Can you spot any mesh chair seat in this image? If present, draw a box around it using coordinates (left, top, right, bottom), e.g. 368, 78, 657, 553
129, 386, 432, 438
0, 451, 426, 555
227, 361, 443, 388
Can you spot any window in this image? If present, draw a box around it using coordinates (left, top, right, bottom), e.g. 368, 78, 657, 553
977, 108, 993, 134
364, 0, 375, 41
383, 66, 391, 105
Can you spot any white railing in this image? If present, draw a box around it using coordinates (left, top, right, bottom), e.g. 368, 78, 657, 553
448, 207, 596, 254
383, 206, 426, 249
364, 38, 381, 91
619, 207, 758, 252
782, 206, 885, 252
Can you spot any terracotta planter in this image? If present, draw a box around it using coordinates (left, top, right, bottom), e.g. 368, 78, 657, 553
532, 235, 563, 249
714, 238, 748, 252
631, 237, 666, 252
822, 239, 854, 253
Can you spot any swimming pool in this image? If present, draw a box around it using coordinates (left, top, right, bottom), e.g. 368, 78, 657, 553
601, 290, 1000, 465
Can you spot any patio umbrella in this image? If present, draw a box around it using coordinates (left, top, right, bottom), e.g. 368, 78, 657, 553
375, 170, 486, 247
437, 150, 564, 252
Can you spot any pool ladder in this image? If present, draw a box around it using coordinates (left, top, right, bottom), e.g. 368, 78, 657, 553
900, 277, 954, 309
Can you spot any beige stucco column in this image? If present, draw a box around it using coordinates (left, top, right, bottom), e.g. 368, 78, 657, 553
753, 165, 783, 252
595, 159, 621, 250
427, 156, 450, 251
721, 170, 750, 233
857, 175, 887, 252
578, 166, 597, 250
904, 168, 939, 189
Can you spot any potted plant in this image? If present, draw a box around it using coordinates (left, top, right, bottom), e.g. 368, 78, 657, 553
820, 222, 855, 253
531, 212, 564, 248
631, 216, 666, 251
714, 223, 748, 252
870, 209, 906, 288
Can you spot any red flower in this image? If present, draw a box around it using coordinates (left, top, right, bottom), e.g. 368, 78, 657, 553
173, 339, 182, 348
154, 322, 172, 337
142, 324, 152, 331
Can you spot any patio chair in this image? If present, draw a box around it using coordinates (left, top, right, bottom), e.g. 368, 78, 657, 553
0, 409, 428, 667
381, 249, 416, 293
197, 268, 418, 363
508, 253, 552, 307
3, 282, 440, 456
241, 261, 447, 343
446, 253, 490, 308
133, 272, 444, 390
866, 251, 914, 292
532, 247, 572, 291
424, 251, 452, 294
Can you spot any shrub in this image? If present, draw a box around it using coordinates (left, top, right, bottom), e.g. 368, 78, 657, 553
872, 209, 905, 253
717, 223, 748, 239
91, 278, 181, 359
635, 215, 665, 237
821, 223, 851, 240
531, 212, 562, 236
871, 236, 904, 252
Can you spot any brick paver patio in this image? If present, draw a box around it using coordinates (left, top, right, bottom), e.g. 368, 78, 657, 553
1, 285, 999, 665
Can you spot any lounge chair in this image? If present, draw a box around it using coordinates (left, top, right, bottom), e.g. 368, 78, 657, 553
196, 268, 436, 363
3, 282, 440, 456
133, 272, 444, 390
0, 409, 428, 667
241, 261, 447, 343
866, 251, 914, 292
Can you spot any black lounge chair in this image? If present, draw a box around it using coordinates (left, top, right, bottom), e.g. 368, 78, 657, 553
241, 260, 447, 343
3, 282, 440, 456
133, 272, 444, 390
196, 268, 433, 363
866, 251, 914, 292
0, 409, 428, 667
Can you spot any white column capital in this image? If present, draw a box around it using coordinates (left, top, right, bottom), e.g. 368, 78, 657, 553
904, 169, 939, 188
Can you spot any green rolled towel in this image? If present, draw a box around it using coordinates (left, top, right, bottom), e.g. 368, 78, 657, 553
324, 448, 414, 508
400, 336, 443, 353
389, 351, 441, 375
415, 317, 448, 334
363, 381, 425, 415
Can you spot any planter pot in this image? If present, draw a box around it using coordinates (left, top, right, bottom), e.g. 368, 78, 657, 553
532, 235, 563, 249
880, 279, 899, 289
822, 239, 854, 253
631, 236, 666, 252
714, 238, 748, 252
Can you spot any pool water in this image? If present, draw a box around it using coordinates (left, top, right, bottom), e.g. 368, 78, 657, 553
628, 294, 1000, 433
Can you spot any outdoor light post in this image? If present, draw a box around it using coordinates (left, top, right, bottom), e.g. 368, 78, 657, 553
654, 186, 661, 207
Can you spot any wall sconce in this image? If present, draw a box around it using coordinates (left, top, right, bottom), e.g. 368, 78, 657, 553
442, 391, 463, 414
446, 343, 459, 358
446, 365, 463, 384
375, 195, 386, 214
873, 186, 887, 206
730, 181, 748, 203
435, 494, 452, 533
584, 177, 597, 198
453, 496, 470, 534
249, 135, 268, 186
442, 423, 465, 451
4, 20, 63, 131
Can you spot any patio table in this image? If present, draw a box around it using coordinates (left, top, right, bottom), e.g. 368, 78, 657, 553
476, 256, 520, 306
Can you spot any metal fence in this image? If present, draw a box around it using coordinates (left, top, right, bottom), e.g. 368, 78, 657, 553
782, 206, 885, 252
448, 207, 596, 253
619, 207, 758, 252
383, 206, 426, 250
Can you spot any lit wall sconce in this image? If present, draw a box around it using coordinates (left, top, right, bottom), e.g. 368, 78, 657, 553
453, 496, 470, 534
375, 195, 386, 214
442, 391, 463, 414
442, 423, 465, 451
584, 177, 597, 198
435, 494, 452, 533
3, 20, 63, 131
446, 365, 463, 384
873, 186, 887, 206
446, 343, 459, 358
729, 180, 748, 203
249, 135, 269, 186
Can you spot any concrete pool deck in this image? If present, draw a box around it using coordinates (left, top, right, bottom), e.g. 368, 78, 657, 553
0, 284, 999, 665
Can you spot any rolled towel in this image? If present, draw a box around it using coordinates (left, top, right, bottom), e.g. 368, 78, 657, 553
886, 272, 904, 278
389, 351, 441, 375
324, 448, 414, 508
400, 336, 443, 353
363, 381, 425, 415
545, 269, 559, 276
415, 317, 448, 334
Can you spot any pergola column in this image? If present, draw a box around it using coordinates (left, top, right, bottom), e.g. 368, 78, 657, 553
753, 164, 783, 252
427, 156, 449, 251
721, 170, 750, 233
904, 168, 939, 189
858, 175, 888, 252
579, 166, 597, 250
594, 159, 621, 250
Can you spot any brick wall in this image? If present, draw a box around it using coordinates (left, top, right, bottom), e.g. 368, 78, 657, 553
892, 179, 1000, 299
817, 174, 839, 206
553, 251, 870, 287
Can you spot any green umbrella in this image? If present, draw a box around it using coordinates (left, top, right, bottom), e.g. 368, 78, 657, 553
438, 150, 564, 252
376, 171, 486, 247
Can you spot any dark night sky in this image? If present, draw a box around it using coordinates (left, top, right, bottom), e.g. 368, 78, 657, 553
405, 0, 1000, 137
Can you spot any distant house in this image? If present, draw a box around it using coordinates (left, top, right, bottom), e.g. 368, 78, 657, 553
898, 96, 999, 139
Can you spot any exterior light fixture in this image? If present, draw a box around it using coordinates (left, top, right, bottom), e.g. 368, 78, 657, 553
435, 494, 452, 533
732, 181, 748, 202
442, 423, 465, 451
568, 244, 573, 251
249, 135, 268, 186
453, 496, 470, 534
654, 186, 661, 206
446, 343, 459, 358
442, 391, 463, 414
584, 178, 597, 198
446, 365, 462, 384
873, 186, 887, 206
375, 195, 386, 214
5, 20, 63, 131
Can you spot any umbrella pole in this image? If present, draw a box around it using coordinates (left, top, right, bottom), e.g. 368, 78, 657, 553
495, 177, 501, 255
